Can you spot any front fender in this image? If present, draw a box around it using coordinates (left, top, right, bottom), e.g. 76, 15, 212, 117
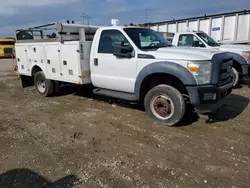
227, 52, 248, 65
134, 61, 197, 99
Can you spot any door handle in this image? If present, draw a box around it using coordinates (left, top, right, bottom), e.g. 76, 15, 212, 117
94, 58, 98, 66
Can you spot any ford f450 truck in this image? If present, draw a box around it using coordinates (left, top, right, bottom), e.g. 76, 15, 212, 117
14, 21, 234, 126
171, 31, 250, 87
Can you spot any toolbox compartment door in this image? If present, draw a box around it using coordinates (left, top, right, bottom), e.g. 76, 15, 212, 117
60, 42, 81, 83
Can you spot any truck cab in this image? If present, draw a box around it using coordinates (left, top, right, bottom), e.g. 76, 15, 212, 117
15, 22, 234, 126
172, 31, 250, 87
90, 26, 234, 124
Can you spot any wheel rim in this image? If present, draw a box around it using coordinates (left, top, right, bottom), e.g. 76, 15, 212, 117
232, 68, 238, 86
150, 94, 175, 120
37, 77, 46, 93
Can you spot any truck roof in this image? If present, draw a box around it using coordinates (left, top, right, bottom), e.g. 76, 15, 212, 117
175, 31, 204, 34
100, 26, 150, 30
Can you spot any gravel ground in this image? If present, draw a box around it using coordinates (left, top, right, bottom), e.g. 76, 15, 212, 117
0, 59, 250, 188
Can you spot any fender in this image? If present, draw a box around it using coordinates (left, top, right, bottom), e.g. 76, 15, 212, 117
134, 61, 197, 99
31, 64, 45, 76
227, 52, 248, 65
20, 64, 45, 88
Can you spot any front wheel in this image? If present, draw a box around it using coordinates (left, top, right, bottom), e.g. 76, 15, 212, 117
34, 71, 54, 97
144, 85, 186, 126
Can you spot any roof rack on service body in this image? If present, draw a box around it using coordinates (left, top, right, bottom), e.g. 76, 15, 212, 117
14, 22, 101, 43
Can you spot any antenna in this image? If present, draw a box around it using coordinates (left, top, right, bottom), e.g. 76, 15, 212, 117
80, 14, 91, 25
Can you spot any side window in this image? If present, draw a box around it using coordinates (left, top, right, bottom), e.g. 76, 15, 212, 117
98, 30, 131, 54
178, 34, 205, 47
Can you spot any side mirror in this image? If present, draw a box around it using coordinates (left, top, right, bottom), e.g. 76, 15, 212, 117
113, 42, 133, 58
200, 43, 206, 47
193, 41, 205, 47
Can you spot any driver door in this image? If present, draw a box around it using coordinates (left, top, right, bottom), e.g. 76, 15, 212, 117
91, 29, 137, 93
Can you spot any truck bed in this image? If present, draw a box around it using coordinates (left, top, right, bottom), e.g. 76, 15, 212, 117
15, 41, 92, 85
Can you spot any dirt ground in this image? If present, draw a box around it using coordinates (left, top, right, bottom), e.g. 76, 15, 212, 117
0, 59, 250, 188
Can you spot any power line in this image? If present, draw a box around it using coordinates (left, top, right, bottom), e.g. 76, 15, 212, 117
80, 14, 91, 25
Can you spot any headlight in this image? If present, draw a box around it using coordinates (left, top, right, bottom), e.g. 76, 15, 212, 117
187, 61, 212, 85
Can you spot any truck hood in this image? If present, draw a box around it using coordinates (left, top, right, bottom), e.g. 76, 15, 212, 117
219, 44, 250, 52
150, 46, 223, 61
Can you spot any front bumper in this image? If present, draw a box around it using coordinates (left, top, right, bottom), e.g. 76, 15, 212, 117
241, 64, 250, 84
187, 81, 233, 113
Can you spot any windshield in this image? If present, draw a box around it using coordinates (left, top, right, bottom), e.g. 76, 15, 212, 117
196, 32, 219, 47
0, 41, 14, 45
123, 28, 172, 50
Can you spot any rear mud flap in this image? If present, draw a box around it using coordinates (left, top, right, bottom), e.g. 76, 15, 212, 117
20, 75, 34, 88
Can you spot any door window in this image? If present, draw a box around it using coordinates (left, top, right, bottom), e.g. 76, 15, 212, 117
178, 34, 205, 47
98, 30, 131, 54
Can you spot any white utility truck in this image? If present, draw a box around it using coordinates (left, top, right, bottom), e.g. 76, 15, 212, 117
171, 31, 250, 87
14, 20, 234, 126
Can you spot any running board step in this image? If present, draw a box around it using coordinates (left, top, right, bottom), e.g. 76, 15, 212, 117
93, 88, 137, 101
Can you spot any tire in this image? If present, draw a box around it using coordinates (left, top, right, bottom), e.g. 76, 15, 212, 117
54, 81, 61, 94
144, 84, 186, 126
34, 71, 54, 97
232, 67, 239, 87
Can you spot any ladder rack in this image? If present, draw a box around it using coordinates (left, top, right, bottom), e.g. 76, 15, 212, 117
15, 22, 101, 43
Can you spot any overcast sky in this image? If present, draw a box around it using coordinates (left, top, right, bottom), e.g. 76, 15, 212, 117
0, 0, 249, 37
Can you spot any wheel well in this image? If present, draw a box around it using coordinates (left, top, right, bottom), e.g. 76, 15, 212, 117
31, 66, 42, 76
233, 60, 242, 73
139, 73, 188, 101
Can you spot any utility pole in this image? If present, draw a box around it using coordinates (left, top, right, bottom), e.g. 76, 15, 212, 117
80, 14, 91, 25
145, 8, 148, 23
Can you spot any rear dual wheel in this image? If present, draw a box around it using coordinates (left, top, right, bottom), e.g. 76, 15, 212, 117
34, 71, 54, 97
144, 85, 186, 126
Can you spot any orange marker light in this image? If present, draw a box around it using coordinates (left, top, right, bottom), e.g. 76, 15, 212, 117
187, 64, 198, 73
242, 52, 249, 59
